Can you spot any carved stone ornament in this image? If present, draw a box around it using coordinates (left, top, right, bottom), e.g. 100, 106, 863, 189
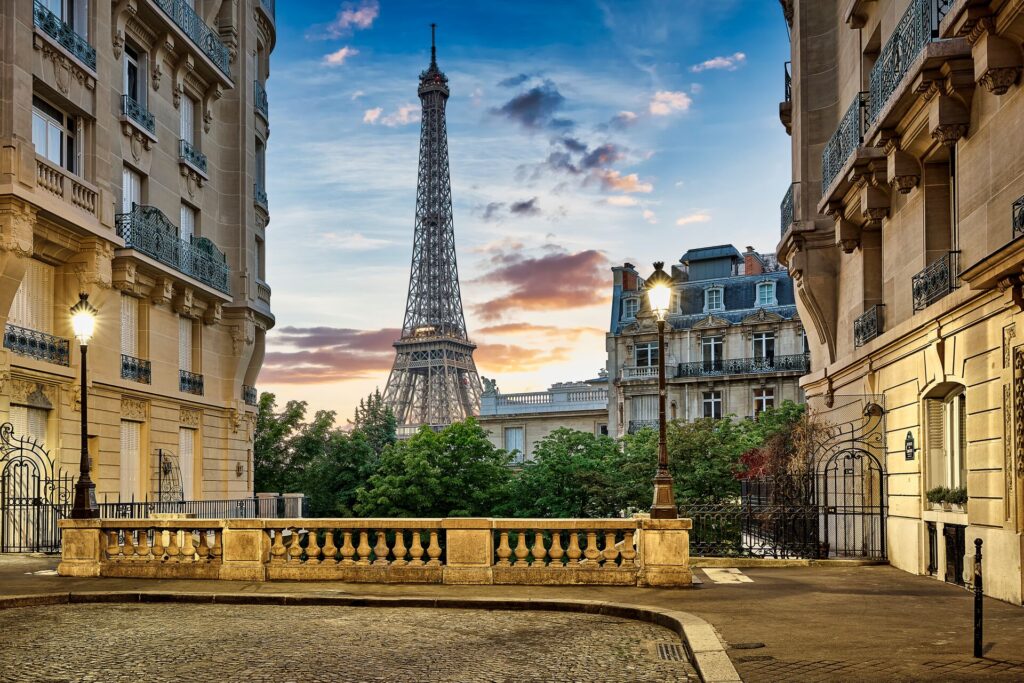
1004, 324, 1016, 369
34, 37, 97, 93
121, 396, 148, 421
980, 67, 1020, 96
931, 123, 969, 147
229, 408, 242, 433
1004, 383, 1013, 521
1014, 346, 1024, 479
11, 380, 54, 409
151, 277, 173, 306
111, 0, 139, 61
0, 199, 36, 257
203, 301, 222, 326
180, 407, 202, 428
891, 175, 919, 194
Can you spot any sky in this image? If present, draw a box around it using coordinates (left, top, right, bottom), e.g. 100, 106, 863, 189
260, 0, 792, 422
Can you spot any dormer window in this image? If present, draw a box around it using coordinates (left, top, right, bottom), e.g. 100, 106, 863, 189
704, 287, 724, 313
756, 281, 777, 307
623, 298, 639, 319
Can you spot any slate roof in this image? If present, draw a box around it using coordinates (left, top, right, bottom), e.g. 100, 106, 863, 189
679, 245, 741, 263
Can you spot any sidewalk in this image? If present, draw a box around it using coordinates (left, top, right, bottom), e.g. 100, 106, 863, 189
2, 555, 1022, 682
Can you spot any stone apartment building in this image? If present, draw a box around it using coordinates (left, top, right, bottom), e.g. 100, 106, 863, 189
778, 0, 1024, 603
607, 245, 807, 437
0, 0, 275, 515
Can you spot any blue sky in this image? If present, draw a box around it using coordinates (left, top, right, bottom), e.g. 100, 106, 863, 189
260, 0, 792, 420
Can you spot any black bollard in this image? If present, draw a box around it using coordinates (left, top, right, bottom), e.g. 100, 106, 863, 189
973, 538, 983, 658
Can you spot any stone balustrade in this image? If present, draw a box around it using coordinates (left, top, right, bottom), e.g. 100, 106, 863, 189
35, 155, 99, 218
59, 517, 692, 587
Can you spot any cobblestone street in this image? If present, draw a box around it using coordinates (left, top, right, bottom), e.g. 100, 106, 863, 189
0, 603, 696, 683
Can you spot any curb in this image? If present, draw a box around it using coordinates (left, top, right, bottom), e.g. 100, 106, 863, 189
692, 557, 886, 569
0, 591, 741, 682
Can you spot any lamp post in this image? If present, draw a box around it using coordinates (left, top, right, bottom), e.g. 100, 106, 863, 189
645, 262, 677, 519
70, 292, 99, 519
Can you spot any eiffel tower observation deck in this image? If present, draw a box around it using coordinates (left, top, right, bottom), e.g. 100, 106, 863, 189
383, 25, 482, 435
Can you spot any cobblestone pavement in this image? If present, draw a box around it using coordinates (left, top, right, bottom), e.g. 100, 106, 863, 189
0, 604, 697, 683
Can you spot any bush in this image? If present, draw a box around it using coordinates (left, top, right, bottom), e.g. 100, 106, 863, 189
925, 486, 948, 505
946, 486, 968, 506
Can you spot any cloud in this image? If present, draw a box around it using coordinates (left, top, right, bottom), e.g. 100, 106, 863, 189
261, 326, 398, 384
480, 202, 505, 221
351, 90, 365, 100
491, 80, 572, 130
363, 103, 421, 126
609, 111, 638, 129
580, 143, 625, 170
476, 322, 604, 339
323, 46, 359, 66
605, 196, 638, 207
509, 197, 541, 216
498, 73, 533, 88
642, 209, 657, 224
560, 136, 588, 153
595, 170, 653, 193
690, 83, 703, 94
362, 107, 382, 123
690, 52, 747, 73
676, 212, 711, 225
649, 90, 692, 116
475, 344, 572, 373
320, 231, 392, 251
324, 0, 380, 37
472, 247, 610, 320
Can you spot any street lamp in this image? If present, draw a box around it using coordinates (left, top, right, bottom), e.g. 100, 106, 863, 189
70, 292, 99, 519
645, 262, 677, 519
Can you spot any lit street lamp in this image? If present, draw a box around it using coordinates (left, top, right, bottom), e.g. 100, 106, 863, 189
70, 293, 98, 519
646, 262, 677, 519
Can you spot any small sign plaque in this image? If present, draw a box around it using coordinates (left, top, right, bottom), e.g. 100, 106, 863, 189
905, 431, 915, 461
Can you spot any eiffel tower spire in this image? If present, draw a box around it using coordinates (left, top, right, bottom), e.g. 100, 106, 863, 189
383, 26, 482, 431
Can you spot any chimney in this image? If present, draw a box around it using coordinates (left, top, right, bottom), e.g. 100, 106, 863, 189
622, 263, 638, 290
744, 246, 764, 276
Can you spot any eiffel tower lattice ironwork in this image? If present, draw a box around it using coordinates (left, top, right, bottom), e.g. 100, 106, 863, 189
383, 25, 482, 431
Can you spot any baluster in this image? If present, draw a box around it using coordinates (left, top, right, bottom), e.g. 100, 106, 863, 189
373, 531, 390, 566
305, 528, 322, 564
620, 529, 637, 566
196, 530, 210, 562
356, 531, 372, 565
391, 530, 408, 567
122, 528, 136, 560
339, 531, 356, 565
287, 530, 303, 563
566, 532, 582, 566
136, 527, 151, 561
152, 528, 165, 561
209, 530, 223, 563
322, 530, 338, 564
408, 531, 425, 567
548, 531, 565, 567
602, 531, 620, 567
165, 529, 181, 564
426, 530, 442, 566
513, 531, 529, 566
496, 531, 512, 566
531, 531, 548, 567
107, 530, 121, 561
269, 530, 286, 563
180, 528, 196, 564
582, 531, 600, 565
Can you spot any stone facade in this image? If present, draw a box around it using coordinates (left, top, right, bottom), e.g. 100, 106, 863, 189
607, 245, 807, 437
0, 1, 274, 504
778, 0, 1024, 603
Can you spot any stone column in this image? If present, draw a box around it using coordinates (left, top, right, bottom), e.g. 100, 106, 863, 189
219, 519, 267, 581
57, 519, 102, 577
638, 518, 693, 587
442, 518, 494, 585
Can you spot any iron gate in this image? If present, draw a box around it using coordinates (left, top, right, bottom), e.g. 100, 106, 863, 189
0, 423, 73, 553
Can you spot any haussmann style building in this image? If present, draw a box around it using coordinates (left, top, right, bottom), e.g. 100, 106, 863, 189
778, 0, 1024, 603
607, 245, 808, 437
0, 0, 276, 548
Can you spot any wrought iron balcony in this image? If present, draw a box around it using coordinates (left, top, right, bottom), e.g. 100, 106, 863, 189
254, 80, 269, 120
784, 60, 792, 102
4, 324, 69, 366
121, 95, 155, 135
243, 384, 257, 406
1013, 194, 1024, 239
33, 0, 96, 70
180, 370, 204, 395
254, 183, 268, 208
912, 251, 959, 312
178, 139, 207, 174
152, 0, 231, 78
867, 0, 951, 126
116, 204, 230, 294
121, 354, 152, 384
854, 305, 884, 348
781, 182, 795, 236
677, 354, 809, 378
821, 92, 868, 194
628, 419, 660, 434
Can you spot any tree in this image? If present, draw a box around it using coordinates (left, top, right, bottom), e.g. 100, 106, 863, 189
253, 392, 307, 493
350, 389, 397, 457
301, 430, 377, 517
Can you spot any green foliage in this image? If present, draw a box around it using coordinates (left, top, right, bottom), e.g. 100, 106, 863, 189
253, 393, 308, 494
947, 487, 968, 506
350, 389, 397, 457
926, 486, 948, 504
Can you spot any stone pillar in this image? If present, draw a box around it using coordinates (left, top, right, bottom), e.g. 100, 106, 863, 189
442, 518, 494, 585
219, 519, 266, 581
638, 518, 693, 587
57, 519, 102, 577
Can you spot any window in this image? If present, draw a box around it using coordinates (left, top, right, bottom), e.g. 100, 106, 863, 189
120, 420, 141, 501
120, 294, 139, 357
754, 388, 775, 416
702, 391, 722, 419
40, 0, 89, 37
32, 96, 78, 174
255, 235, 266, 280
180, 203, 196, 240
123, 43, 145, 105
702, 335, 723, 371
925, 390, 968, 492
179, 427, 196, 500
179, 316, 193, 372
635, 341, 659, 367
623, 297, 638, 319
704, 287, 724, 312
756, 282, 776, 307
631, 394, 658, 422
121, 166, 141, 213
753, 332, 776, 363
10, 260, 55, 333
180, 95, 197, 145
597, 424, 608, 436
10, 405, 48, 449
503, 427, 525, 463
255, 139, 266, 190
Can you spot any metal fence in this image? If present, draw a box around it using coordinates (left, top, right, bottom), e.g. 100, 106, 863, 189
97, 494, 306, 520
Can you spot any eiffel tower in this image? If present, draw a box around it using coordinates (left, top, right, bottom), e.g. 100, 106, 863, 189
383, 25, 482, 431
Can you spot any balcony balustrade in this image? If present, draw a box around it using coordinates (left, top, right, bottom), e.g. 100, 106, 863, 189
33, 0, 96, 70
622, 365, 659, 380
481, 387, 607, 416
254, 80, 269, 120
677, 354, 809, 378
853, 305, 884, 348
121, 95, 155, 136
821, 92, 868, 194
1013, 195, 1024, 240
254, 183, 268, 209
4, 324, 70, 366
243, 385, 258, 406
781, 182, 795, 236
178, 139, 208, 174
35, 155, 99, 218
912, 251, 959, 312
152, 0, 231, 78
180, 370, 204, 395
116, 204, 230, 294
121, 354, 152, 384
627, 419, 660, 434
256, 280, 271, 304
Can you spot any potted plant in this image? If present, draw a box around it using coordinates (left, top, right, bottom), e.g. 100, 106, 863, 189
925, 486, 947, 511
947, 486, 968, 512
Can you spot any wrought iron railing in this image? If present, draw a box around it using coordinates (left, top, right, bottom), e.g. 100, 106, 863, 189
822, 92, 868, 194
243, 385, 257, 406
152, 0, 231, 78
854, 305, 884, 347
3, 324, 70, 366
677, 354, 809, 378
121, 354, 152, 383
98, 495, 305, 520
178, 139, 207, 173
912, 251, 959, 312
627, 419, 659, 434
116, 204, 230, 294
784, 60, 792, 102
254, 182, 268, 208
1013, 194, 1024, 239
180, 369, 204, 395
121, 95, 155, 135
33, 0, 96, 70
254, 80, 269, 120
867, 0, 951, 125
781, 182, 795, 236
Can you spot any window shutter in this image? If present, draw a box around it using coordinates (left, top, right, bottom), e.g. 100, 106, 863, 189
179, 316, 192, 371
10, 406, 27, 441
178, 427, 195, 500
120, 420, 140, 501
180, 204, 194, 240
10, 260, 54, 332
120, 295, 138, 356
925, 399, 944, 489
180, 97, 194, 143
122, 166, 140, 213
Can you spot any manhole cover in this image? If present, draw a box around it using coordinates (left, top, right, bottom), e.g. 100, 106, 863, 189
657, 643, 686, 661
